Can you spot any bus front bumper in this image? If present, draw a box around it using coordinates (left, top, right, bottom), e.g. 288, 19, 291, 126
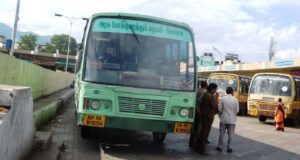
76, 113, 192, 134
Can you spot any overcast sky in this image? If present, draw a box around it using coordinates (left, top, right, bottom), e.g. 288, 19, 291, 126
1, 0, 300, 62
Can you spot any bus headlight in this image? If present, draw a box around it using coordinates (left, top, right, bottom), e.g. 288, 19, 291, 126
104, 102, 112, 111
248, 105, 256, 110
180, 108, 189, 117
91, 100, 100, 110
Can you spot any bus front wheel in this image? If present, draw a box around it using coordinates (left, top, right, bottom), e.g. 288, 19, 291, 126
152, 132, 167, 144
258, 115, 267, 122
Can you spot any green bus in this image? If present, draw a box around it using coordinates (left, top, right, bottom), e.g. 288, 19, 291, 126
75, 12, 197, 143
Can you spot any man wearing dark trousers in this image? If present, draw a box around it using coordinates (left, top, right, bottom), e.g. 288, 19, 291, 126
195, 83, 219, 155
189, 81, 208, 147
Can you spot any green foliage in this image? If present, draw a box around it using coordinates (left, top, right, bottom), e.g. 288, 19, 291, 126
19, 34, 38, 50
43, 34, 77, 55
41, 43, 55, 53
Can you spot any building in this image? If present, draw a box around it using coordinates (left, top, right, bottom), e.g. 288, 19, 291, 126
198, 52, 216, 67
0, 35, 6, 48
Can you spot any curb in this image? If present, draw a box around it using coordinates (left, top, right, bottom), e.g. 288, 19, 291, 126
59, 90, 74, 106
33, 89, 74, 129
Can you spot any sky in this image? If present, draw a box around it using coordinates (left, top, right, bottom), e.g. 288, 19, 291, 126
0, 0, 300, 63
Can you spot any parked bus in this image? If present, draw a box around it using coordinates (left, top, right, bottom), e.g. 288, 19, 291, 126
248, 73, 300, 125
74, 13, 197, 143
207, 73, 251, 115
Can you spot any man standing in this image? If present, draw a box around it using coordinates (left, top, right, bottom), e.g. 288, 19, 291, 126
216, 87, 239, 153
189, 81, 208, 147
195, 83, 219, 155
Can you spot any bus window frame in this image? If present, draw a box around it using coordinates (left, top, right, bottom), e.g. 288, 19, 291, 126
294, 77, 300, 100
81, 15, 198, 92
76, 19, 89, 73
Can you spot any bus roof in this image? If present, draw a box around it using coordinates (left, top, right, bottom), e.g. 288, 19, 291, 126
208, 73, 251, 79
253, 72, 300, 79
90, 12, 194, 33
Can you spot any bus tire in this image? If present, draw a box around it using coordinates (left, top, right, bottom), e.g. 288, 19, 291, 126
81, 126, 91, 139
152, 132, 167, 144
258, 115, 267, 122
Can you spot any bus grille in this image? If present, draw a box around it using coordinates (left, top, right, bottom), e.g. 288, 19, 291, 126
118, 97, 166, 116
259, 104, 277, 111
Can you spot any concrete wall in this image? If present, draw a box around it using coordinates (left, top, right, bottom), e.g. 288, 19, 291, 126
0, 53, 74, 99
0, 85, 34, 160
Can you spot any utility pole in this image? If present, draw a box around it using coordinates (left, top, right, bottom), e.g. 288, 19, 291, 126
268, 37, 276, 62
10, 0, 21, 56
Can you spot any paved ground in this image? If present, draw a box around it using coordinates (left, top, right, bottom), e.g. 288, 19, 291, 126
27, 98, 300, 160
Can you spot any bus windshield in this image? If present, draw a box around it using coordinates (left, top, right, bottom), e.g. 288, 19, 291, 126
250, 75, 292, 96
84, 17, 195, 91
208, 75, 238, 92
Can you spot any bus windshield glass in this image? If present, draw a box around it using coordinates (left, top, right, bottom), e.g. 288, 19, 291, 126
250, 75, 292, 96
84, 17, 195, 91
208, 75, 238, 92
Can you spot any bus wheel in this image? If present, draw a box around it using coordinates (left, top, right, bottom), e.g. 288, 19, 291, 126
258, 115, 267, 122
81, 126, 91, 139
152, 132, 167, 144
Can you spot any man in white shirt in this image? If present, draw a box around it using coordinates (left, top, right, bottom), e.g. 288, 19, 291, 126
216, 87, 239, 153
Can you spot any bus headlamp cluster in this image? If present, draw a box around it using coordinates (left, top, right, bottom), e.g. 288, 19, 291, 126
171, 107, 193, 119
84, 99, 112, 111
248, 105, 256, 110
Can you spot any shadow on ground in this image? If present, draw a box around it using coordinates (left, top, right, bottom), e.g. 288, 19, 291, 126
87, 125, 300, 160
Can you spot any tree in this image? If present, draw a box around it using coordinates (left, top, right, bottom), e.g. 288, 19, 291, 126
19, 34, 38, 50
41, 43, 55, 53
43, 34, 77, 55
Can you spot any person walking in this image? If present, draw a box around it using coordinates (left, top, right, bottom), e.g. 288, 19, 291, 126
274, 98, 285, 132
216, 87, 239, 153
189, 81, 208, 147
195, 83, 218, 155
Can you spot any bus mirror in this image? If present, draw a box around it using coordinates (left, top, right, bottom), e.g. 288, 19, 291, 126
197, 56, 200, 62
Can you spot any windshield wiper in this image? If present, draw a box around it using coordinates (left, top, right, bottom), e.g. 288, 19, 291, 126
118, 14, 140, 45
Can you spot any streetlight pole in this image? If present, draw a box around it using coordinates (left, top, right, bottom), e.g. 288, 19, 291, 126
213, 46, 223, 64
10, 0, 21, 56
54, 13, 74, 72
54, 13, 86, 72
65, 21, 73, 72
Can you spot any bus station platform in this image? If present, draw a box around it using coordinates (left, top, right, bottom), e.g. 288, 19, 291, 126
25, 98, 300, 160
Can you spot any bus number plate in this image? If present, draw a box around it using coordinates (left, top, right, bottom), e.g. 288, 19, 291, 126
83, 114, 105, 128
174, 122, 192, 133
249, 110, 257, 115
